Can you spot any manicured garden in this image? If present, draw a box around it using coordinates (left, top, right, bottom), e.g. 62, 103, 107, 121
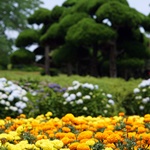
0, 71, 150, 149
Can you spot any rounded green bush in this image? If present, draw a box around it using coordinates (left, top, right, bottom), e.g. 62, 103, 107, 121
10, 49, 35, 65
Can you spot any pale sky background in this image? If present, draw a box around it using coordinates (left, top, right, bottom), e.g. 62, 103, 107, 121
41, 0, 150, 15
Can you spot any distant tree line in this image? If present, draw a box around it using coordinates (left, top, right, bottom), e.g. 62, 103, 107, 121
10, 0, 150, 79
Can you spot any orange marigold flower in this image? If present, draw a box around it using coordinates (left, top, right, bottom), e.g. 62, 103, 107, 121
5, 117, 11, 121
77, 143, 90, 150
62, 127, 71, 133
69, 142, 79, 150
119, 112, 125, 117
65, 132, 76, 139
61, 136, 73, 145
77, 131, 93, 141
137, 126, 146, 134
62, 113, 75, 122
106, 133, 121, 143
144, 114, 150, 122
55, 132, 66, 139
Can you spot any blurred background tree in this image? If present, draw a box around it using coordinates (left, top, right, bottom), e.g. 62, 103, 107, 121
8, 0, 150, 79
0, 0, 42, 69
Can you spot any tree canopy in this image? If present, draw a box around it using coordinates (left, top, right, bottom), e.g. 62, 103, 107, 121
14, 0, 150, 78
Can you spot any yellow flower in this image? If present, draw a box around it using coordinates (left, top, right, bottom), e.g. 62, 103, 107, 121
85, 139, 96, 146
0, 120, 5, 126
16, 125, 24, 135
51, 139, 64, 149
105, 148, 113, 150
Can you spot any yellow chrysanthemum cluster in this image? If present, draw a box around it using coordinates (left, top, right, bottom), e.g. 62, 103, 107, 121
0, 112, 150, 150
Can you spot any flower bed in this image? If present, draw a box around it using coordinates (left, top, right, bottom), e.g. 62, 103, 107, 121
0, 112, 150, 150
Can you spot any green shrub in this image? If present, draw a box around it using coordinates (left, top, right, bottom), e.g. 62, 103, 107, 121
123, 78, 150, 116
10, 49, 35, 66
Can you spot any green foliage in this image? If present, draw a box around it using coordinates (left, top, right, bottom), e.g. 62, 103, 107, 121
62, 0, 78, 7
50, 6, 65, 22
28, 8, 51, 25
118, 58, 145, 69
10, 49, 35, 66
52, 44, 78, 63
123, 78, 150, 116
59, 12, 89, 33
40, 23, 62, 44
15, 29, 40, 47
96, 1, 143, 27
119, 41, 149, 58
66, 18, 116, 46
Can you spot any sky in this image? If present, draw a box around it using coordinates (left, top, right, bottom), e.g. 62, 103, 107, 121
41, 0, 150, 15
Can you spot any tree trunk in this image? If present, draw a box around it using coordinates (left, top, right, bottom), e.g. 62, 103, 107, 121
109, 42, 117, 78
67, 62, 73, 76
90, 45, 98, 77
45, 45, 50, 75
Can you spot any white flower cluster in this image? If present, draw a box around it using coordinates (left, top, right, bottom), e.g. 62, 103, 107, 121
0, 77, 28, 114
63, 80, 115, 107
133, 78, 150, 111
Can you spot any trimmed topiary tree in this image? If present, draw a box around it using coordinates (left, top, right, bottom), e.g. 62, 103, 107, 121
10, 48, 35, 66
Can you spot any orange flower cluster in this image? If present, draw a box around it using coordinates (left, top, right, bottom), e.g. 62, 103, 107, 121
0, 112, 150, 150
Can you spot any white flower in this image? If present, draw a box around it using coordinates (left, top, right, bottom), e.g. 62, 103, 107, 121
83, 106, 88, 111
4, 87, 12, 93
9, 106, 18, 111
21, 89, 27, 96
1, 94, 8, 99
76, 99, 83, 104
94, 85, 99, 89
142, 88, 147, 92
11, 90, 21, 98
83, 95, 91, 99
5, 101, 10, 106
15, 101, 27, 109
82, 83, 94, 90
142, 97, 150, 104
107, 94, 112, 98
70, 94, 76, 100
63, 101, 67, 105
63, 92, 69, 98
0, 99, 6, 105
68, 87, 74, 91
22, 97, 28, 102
0, 78, 7, 82
18, 109, 23, 114
104, 110, 108, 113
7, 81, 13, 85
5, 107, 9, 110
133, 88, 140, 94
73, 85, 80, 90
8, 95, 14, 101
139, 80, 150, 88
72, 81, 80, 86
66, 96, 72, 102
108, 99, 115, 105
139, 105, 144, 110
76, 92, 82, 97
